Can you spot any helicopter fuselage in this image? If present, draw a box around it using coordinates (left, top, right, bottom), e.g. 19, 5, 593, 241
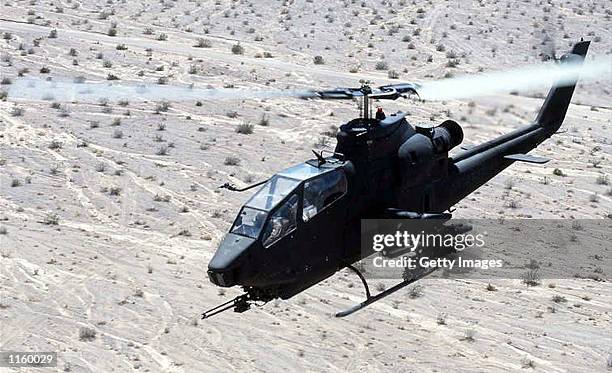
206, 40, 589, 309
208, 108, 560, 301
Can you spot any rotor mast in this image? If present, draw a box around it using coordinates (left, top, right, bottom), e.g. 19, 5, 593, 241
360, 82, 373, 120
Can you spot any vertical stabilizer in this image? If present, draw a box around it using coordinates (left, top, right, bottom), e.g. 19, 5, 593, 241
535, 40, 590, 128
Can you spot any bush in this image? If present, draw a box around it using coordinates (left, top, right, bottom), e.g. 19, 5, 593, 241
553, 168, 564, 176
596, 174, 609, 185
155, 102, 170, 113
43, 212, 60, 225
445, 50, 458, 59
462, 328, 476, 342
11, 107, 24, 117
446, 59, 460, 68
78, 326, 96, 341
236, 122, 254, 134
49, 140, 63, 149
522, 268, 540, 286
194, 38, 212, 48
153, 194, 171, 202
551, 295, 566, 303
156, 146, 169, 155
408, 284, 423, 298
258, 114, 269, 126
109, 186, 122, 196
375, 61, 388, 70
231, 43, 244, 55
387, 70, 400, 79
521, 358, 536, 369
313, 55, 325, 65
224, 156, 240, 166
436, 313, 447, 325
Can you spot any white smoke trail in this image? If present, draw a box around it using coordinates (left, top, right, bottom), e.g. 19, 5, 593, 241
416, 56, 612, 101
6, 79, 315, 103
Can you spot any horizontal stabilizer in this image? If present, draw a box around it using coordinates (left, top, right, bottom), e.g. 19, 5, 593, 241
384, 209, 452, 220
504, 154, 549, 164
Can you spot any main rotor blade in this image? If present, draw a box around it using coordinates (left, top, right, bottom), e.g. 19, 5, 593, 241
6, 78, 316, 103
4, 58, 610, 104
416, 56, 611, 101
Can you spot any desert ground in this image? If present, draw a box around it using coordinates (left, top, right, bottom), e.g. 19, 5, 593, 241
0, 0, 611, 372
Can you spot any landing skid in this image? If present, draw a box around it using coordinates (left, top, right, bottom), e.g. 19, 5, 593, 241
336, 264, 436, 317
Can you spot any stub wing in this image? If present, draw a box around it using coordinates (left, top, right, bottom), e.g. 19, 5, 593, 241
504, 153, 550, 164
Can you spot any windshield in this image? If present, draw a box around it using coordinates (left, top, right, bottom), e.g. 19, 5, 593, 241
246, 176, 299, 211
230, 207, 267, 239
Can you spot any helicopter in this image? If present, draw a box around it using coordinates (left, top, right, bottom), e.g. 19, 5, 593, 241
5, 39, 603, 318
202, 40, 592, 318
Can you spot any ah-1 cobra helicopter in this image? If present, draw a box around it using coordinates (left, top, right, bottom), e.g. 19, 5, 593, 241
5, 40, 601, 318
202, 41, 592, 318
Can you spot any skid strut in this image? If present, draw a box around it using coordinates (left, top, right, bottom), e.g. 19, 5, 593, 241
336, 265, 436, 317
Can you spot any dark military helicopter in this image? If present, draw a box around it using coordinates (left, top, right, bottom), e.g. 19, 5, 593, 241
5, 39, 597, 318
203, 41, 591, 318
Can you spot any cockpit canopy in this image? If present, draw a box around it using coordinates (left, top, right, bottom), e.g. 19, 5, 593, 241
230, 162, 347, 247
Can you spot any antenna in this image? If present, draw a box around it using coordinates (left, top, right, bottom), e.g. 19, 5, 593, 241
311, 150, 326, 167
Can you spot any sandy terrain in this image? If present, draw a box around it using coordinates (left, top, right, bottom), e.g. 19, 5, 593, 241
0, 0, 611, 372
